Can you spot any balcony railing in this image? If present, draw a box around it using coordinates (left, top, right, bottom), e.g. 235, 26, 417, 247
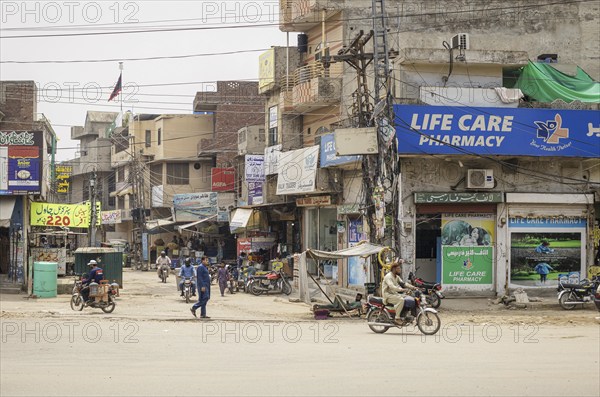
280, 0, 342, 31
279, 61, 342, 111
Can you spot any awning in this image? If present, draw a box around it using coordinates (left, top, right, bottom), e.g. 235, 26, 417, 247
306, 243, 387, 260
229, 208, 254, 230
0, 197, 16, 228
177, 215, 217, 232
145, 218, 175, 232
109, 186, 133, 197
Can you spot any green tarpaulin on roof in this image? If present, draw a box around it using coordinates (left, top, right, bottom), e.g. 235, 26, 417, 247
515, 61, 600, 103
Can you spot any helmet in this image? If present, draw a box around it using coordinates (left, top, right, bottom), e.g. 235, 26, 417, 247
88, 259, 97, 267
185, 258, 191, 265
160, 251, 166, 255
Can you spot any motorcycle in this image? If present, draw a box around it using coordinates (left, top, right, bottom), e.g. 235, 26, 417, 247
181, 277, 194, 304
365, 290, 441, 335
208, 264, 218, 285
557, 276, 600, 310
158, 264, 170, 283
70, 278, 118, 313
249, 269, 292, 296
408, 271, 445, 309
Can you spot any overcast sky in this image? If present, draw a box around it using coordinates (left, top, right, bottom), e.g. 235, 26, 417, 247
1, 0, 290, 161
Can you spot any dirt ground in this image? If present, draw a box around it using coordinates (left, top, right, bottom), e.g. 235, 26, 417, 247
1, 268, 598, 326
1, 269, 599, 397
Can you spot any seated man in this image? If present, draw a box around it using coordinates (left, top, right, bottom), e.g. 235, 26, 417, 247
382, 259, 417, 324
178, 258, 197, 296
81, 260, 104, 303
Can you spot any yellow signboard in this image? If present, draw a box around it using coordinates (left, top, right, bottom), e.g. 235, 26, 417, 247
30, 202, 101, 228
55, 165, 73, 194
258, 48, 275, 91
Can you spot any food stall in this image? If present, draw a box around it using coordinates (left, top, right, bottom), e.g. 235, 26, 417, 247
30, 230, 87, 276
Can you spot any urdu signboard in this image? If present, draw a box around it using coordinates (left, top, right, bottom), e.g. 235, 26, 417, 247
0, 131, 43, 195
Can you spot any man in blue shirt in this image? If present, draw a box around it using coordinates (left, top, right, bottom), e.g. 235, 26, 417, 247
81, 260, 104, 302
191, 256, 211, 318
178, 258, 196, 296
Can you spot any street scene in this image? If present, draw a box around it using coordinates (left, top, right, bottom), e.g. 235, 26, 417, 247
1, 0, 600, 396
2, 269, 599, 397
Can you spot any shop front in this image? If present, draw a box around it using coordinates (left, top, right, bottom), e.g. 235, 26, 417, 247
500, 193, 595, 291
414, 193, 503, 295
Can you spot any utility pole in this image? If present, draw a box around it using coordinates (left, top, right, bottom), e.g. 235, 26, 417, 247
371, 0, 399, 248
89, 171, 97, 247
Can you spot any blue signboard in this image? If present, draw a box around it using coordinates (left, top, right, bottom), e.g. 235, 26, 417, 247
320, 133, 360, 167
0, 131, 43, 195
394, 105, 600, 157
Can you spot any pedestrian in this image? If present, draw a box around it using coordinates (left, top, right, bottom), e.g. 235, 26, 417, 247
217, 262, 228, 297
191, 256, 211, 318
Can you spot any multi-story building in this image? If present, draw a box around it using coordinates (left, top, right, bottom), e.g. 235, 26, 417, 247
0, 80, 57, 288
258, 1, 599, 296
60, 111, 119, 245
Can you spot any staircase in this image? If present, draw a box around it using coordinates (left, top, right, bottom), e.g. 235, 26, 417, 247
0, 274, 22, 294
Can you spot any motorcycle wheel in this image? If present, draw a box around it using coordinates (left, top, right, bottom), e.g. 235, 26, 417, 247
101, 296, 116, 313
559, 291, 577, 310
282, 281, 292, 295
250, 281, 263, 296
70, 295, 84, 311
416, 311, 441, 335
367, 308, 390, 334
185, 291, 190, 304
429, 292, 441, 309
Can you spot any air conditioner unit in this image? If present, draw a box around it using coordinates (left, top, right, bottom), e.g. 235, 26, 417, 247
467, 169, 494, 189
451, 33, 470, 50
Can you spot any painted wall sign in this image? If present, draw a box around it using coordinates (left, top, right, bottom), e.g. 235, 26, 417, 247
0, 130, 43, 195
30, 202, 101, 228
394, 105, 600, 157
415, 192, 504, 204
248, 182, 263, 205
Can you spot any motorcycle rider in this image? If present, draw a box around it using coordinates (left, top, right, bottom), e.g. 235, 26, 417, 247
382, 259, 417, 324
178, 258, 197, 297
156, 251, 171, 279
81, 260, 104, 303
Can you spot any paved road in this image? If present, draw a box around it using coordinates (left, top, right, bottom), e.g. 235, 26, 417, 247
1, 317, 598, 397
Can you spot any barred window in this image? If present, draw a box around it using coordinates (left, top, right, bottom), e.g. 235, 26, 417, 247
166, 163, 189, 185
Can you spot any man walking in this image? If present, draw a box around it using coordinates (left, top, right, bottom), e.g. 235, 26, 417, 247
191, 256, 211, 318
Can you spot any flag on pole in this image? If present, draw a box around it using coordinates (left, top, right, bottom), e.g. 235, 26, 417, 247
108, 73, 122, 101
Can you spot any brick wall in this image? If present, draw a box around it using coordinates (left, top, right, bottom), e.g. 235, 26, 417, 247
0, 81, 37, 130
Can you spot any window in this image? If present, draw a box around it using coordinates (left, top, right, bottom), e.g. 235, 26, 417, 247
157, 128, 162, 145
145, 130, 151, 147
108, 176, 115, 207
166, 163, 189, 185
150, 164, 163, 187
117, 167, 125, 182
268, 106, 278, 145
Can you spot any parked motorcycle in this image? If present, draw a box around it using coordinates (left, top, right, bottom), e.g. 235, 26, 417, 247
408, 271, 444, 309
249, 269, 292, 296
181, 277, 194, 303
365, 290, 441, 335
70, 278, 118, 313
158, 264, 170, 283
557, 276, 600, 310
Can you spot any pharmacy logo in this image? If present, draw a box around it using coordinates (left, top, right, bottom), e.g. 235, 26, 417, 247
534, 114, 569, 144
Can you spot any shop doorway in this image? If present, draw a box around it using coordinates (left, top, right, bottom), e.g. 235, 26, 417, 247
0, 227, 9, 274
415, 215, 441, 282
